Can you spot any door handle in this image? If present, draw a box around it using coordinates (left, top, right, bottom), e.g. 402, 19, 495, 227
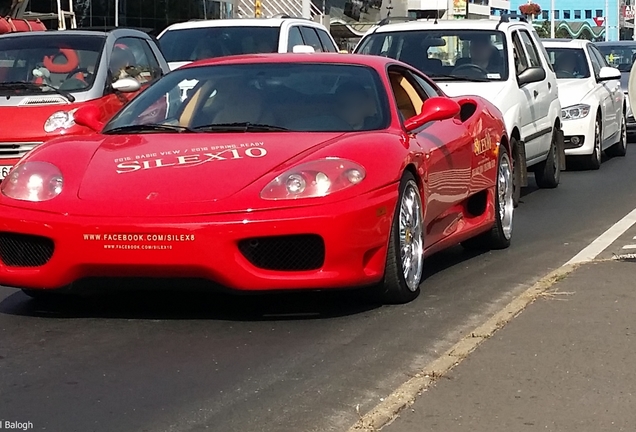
548, 82, 552, 90
533, 90, 539, 98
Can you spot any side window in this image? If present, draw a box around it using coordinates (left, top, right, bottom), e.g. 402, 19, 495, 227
518, 30, 541, 68
532, 29, 555, 71
287, 26, 305, 51
590, 46, 609, 67
110, 37, 159, 84
511, 32, 529, 75
410, 73, 442, 98
140, 40, 163, 78
587, 46, 601, 76
388, 67, 425, 122
316, 29, 338, 52
299, 26, 323, 52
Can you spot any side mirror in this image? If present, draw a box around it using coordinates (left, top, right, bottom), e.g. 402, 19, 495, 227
112, 77, 142, 93
292, 45, 315, 53
404, 97, 461, 132
598, 66, 622, 81
518, 66, 546, 86
74, 105, 104, 132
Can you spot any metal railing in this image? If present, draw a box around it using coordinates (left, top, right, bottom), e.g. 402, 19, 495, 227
237, 0, 323, 19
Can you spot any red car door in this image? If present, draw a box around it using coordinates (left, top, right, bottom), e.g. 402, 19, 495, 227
389, 68, 472, 247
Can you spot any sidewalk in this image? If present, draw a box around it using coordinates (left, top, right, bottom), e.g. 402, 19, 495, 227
383, 260, 636, 432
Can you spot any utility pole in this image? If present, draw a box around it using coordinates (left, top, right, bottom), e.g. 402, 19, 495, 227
115, 0, 119, 27
605, 0, 609, 40
550, 0, 555, 37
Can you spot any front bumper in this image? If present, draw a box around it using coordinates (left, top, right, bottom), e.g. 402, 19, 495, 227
561, 116, 596, 156
0, 184, 398, 291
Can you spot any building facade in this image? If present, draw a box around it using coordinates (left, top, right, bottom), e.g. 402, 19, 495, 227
510, 0, 621, 40
0, 0, 235, 34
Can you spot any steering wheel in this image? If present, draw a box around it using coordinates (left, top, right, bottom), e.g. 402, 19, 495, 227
557, 69, 575, 78
65, 67, 91, 81
452, 63, 490, 77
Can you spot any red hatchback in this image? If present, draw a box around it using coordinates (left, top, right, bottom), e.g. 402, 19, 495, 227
0, 28, 169, 179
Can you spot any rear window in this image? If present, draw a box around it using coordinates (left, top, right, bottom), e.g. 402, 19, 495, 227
158, 26, 280, 62
596, 44, 636, 72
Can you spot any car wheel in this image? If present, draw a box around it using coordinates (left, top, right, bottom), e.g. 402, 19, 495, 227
511, 137, 522, 207
378, 172, 424, 304
534, 126, 560, 188
462, 145, 513, 250
606, 113, 627, 157
583, 116, 602, 170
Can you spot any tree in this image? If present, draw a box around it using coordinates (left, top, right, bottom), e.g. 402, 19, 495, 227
519, 2, 541, 17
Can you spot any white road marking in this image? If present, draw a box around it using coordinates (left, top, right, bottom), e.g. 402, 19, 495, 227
623, 245, 636, 249
565, 207, 636, 265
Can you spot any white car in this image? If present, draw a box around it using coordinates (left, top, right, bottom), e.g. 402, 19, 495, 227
157, 17, 339, 71
354, 15, 564, 205
543, 39, 626, 169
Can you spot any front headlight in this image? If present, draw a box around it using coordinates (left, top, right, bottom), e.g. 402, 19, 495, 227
1, 161, 63, 202
260, 158, 365, 200
561, 104, 590, 121
44, 109, 77, 133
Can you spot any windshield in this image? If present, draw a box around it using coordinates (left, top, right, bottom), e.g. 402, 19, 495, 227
104, 63, 390, 133
596, 44, 636, 72
355, 30, 509, 81
158, 27, 280, 62
0, 34, 105, 93
545, 48, 590, 79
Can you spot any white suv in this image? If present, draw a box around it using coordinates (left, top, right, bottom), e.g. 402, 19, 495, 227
157, 17, 339, 71
354, 15, 564, 205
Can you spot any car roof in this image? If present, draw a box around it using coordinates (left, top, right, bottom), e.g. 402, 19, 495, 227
542, 39, 589, 48
594, 40, 636, 46
181, 52, 395, 69
368, 18, 530, 34
163, 17, 315, 32
0, 27, 150, 40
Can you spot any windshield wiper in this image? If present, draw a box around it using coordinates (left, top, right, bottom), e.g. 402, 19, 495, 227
103, 124, 197, 134
0, 81, 75, 102
428, 74, 490, 83
193, 122, 290, 132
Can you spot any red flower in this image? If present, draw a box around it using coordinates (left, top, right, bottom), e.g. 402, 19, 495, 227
519, 3, 542, 15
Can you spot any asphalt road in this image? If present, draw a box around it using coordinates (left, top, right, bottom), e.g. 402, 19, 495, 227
2, 148, 636, 432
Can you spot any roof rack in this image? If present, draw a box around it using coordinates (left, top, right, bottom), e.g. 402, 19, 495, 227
498, 13, 528, 23
376, 16, 418, 26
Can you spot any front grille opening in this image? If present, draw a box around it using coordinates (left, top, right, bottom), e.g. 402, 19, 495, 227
239, 234, 325, 271
0, 232, 54, 267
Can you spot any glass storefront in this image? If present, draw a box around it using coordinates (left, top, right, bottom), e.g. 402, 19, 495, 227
0, 0, 234, 34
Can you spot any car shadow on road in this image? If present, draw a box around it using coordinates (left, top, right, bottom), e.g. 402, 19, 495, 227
0, 248, 490, 322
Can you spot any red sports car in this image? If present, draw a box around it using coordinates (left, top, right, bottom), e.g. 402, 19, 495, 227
0, 53, 513, 304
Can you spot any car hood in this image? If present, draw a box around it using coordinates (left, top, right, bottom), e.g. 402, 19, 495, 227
556, 79, 596, 108
77, 132, 345, 205
0, 103, 84, 142
436, 81, 508, 107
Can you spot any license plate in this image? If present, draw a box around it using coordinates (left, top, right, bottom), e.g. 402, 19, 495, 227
0, 165, 13, 180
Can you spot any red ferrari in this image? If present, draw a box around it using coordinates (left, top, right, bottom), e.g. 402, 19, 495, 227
0, 53, 513, 304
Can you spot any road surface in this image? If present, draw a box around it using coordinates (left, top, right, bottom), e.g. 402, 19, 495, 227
2, 151, 636, 432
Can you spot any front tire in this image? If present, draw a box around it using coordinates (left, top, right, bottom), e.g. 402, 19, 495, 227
377, 172, 424, 304
606, 113, 627, 157
511, 137, 522, 207
582, 116, 602, 170
534, 126, 561, 188
462, 145, 514, 250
